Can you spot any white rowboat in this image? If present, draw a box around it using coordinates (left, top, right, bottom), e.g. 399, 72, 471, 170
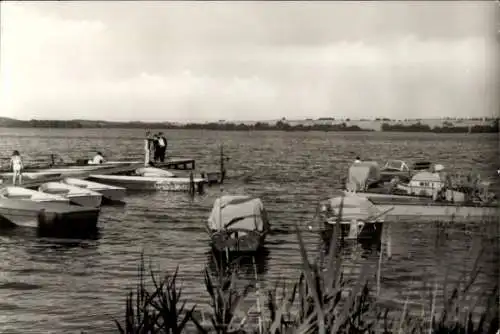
0, 186, 70, 204
62, 178, 126, 202
38, 182, 103, 208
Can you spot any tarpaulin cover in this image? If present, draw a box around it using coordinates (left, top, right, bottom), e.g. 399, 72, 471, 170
323, 194, 382, 222
207, 195, 268, 231
345, 161, 381, 192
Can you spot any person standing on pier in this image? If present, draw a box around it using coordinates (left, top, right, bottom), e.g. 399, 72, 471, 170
10, 150, 23, 185
153, 133, 161, 163
144, 131, 155, 166
157, 132, 167, 162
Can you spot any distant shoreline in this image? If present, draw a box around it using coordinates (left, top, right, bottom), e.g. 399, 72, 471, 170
0, 117, 497, 133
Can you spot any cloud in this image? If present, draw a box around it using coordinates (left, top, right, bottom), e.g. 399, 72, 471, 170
0, 2, 498, 121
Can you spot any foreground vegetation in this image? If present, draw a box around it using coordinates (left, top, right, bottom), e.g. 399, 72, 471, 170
114, 222, 499, 333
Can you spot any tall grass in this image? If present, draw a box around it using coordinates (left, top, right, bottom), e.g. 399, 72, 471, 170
114, 219, 499, 333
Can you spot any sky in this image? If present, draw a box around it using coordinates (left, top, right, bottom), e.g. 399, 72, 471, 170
0, 1, 498, 122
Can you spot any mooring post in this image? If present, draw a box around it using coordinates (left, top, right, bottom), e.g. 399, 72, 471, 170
220, 144, 226, 184
189, 171, 195, 196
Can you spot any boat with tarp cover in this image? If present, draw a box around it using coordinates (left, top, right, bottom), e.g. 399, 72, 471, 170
343, 160, 497, 222
314, 193, 390, 242
207, 195, 270, 252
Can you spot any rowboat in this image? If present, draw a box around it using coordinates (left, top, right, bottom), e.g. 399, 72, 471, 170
38, 182, 103, 208
207, 195, 270, 252
87, 174, 205, 193
62, 178, 126, 202
0, 186, 69, 204
0, 197, 99, 235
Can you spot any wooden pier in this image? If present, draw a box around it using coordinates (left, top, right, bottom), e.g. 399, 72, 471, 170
0, 161, 144, 190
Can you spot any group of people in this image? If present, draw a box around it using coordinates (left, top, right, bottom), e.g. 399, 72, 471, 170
145, 131, 168, 165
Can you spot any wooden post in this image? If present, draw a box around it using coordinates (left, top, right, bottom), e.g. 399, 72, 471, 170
220, 145, 226, 184
189, 171, 195, 196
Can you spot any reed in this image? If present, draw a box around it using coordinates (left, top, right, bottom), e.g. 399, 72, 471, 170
114, 218, 499, 333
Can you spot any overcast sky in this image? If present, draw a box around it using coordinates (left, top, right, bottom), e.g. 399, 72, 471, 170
1, 1, 498, 122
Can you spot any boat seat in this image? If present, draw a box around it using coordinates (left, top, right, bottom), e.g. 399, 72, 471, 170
43, 189, 70, 195
5, 194, 32, 200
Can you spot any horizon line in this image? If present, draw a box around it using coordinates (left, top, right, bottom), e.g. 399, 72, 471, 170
2, 116, 498, 123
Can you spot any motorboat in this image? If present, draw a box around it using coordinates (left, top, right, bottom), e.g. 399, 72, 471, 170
38, 182, 103, 208
342, 160, 497, 222
62, 178, 126, 202
135, 167, 176, 178
379, 159, 432, 183
87, 174, 205, 193
207, 195, 270, 252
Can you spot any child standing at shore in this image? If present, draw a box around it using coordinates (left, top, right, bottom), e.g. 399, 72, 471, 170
10, 150, 23, 185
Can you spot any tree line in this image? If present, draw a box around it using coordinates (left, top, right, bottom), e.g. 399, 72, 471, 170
380, 120, 499, 133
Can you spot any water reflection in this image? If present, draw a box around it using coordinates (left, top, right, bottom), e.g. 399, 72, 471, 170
320, 228, 383, 258
205, 247, 270, 280
0, 225, 101, 244
36, 228, 101, 241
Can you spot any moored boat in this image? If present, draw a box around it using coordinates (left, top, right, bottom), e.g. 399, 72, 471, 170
379, 159, 432, 183
62, 178, 126, 202
0, 171, 62, 182
315, 193, 389, 243
38, 182, 103, 208
0, 197, 99, 236
0, 186, 69, 204
87, 174, 205, 193
343, 160, 497, 222
207, 195, 270, 252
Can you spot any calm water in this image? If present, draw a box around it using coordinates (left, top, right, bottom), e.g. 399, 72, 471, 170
0, 128, 498, 333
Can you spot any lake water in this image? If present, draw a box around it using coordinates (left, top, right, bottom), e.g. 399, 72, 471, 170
0, 128, 498, 333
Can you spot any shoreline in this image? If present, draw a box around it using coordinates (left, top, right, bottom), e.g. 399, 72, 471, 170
0, 117, 498, 133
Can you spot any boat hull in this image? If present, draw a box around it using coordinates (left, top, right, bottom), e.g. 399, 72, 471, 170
68, 194, 103, 208
0, 198, 100, 237
320, 221, 383, 243
208, 229, 267, 253
94, 188, 126, 202
88, 175, 205, 193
